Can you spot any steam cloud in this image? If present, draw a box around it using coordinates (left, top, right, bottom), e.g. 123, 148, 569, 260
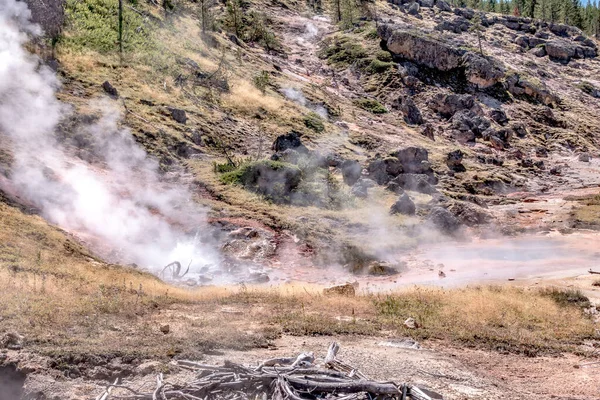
281, 87, 328, 119
0, 0, 218, 273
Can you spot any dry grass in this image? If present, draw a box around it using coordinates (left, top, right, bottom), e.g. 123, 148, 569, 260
1, 198, 597, 359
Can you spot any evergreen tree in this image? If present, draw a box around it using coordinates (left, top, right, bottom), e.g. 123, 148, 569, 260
564, 0, 584, 28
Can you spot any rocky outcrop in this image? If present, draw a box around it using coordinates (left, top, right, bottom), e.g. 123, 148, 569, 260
390, 173, 438, 194
428, 93, 481, 118
462, 52, 506, 89
505, 73, 559, 106
378, 25, 464, 71
435, 17, 471, 34
545, 40, 597, 64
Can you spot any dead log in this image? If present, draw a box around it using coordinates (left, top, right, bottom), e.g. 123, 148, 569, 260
589, 269, 600, 275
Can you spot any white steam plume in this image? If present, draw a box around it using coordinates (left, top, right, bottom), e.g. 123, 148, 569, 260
281, 87, 328, 119
0, 0, 218, 273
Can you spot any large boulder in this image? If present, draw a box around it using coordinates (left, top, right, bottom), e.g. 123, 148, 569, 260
428, 93, 481, 118
378, 25, 464, 71
428, 207, 462, 234
392, 147, 433, 175
367, 157, 404, 184
545, 40, 577, 63
462, 52, 506, 89
436, 0, 452, 12
272, 131, 308, 153
390, 193, 416, 215
435, 17, 471, 34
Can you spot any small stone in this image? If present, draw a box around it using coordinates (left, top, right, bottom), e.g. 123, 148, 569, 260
160, 325, 170, 334
404, 317, 419, 329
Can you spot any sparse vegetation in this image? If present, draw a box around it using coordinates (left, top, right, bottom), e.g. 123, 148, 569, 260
353, 98, 387, 114
318, 36, 368, 66
303, 112, 325, 132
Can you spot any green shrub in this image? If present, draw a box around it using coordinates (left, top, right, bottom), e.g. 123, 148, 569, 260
253, 71, 270, 94
366, 59, 394, 74
64, 0, 153, 53
365, 28, 379, 40
539, 287, 590, 308
353, 98, 387, 114
318, 37, 367, 66
303, 112, 325, 133
375, 50, 393, 62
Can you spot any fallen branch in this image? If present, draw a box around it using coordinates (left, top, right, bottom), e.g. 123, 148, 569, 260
98, 343, 443, 399
588, 269, 600, 275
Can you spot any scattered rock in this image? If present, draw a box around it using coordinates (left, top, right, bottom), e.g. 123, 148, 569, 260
391, 173, 438, 194
390, 193, 416, 215
101, 81, 119, 98
429, 93, 481, 118
451, 109, 491, 142
489, 109, 508, 125
167, 107, 187, 124
352, 178, 375, 198
505, 73, 559, 106
531, 45, 547, 57
448, 201, 491, 226
421, 123, 435, 140
407, 1, 420, 15
436, 0, 452, 12
160, 325, 170, 334
446, 149, 466, 172
578, 153, 591, 162
367, 157, 404, 184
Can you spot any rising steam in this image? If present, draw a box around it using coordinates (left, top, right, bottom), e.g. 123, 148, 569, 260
0, 0, 218, 273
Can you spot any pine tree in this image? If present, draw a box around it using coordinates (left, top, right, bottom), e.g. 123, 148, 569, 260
564, 0, 584, 28
526, 0, 537, 17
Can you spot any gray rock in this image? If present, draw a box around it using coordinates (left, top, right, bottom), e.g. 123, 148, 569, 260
407, 1, 420, 15
462, 52, 506, 89
531, 45, 547, 57
272, 131, 308, 153
391, 173, 438, 194
446, 149, 466, 172
453, 7, 474, 20
451, 109, 491, 141
390, 193, 416, 215
167, 107, 187, 124
340, 160, 362, 186
489, 109, 508, 125
546, 40, 576, 63
505, 73, 559, 106
428, 207, 462, 234
428, 93, 481, 118
421, 123, 435, 140
101, 81, 119, 98
578, 153, 591, 162
367, 157, 404, 184
419, 0, 434, 7
378, 24, 464, 71
394, 95, 423, 125
435, 0, 452, 12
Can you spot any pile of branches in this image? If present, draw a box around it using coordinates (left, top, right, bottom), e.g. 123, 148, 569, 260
96, 342, 443, 400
